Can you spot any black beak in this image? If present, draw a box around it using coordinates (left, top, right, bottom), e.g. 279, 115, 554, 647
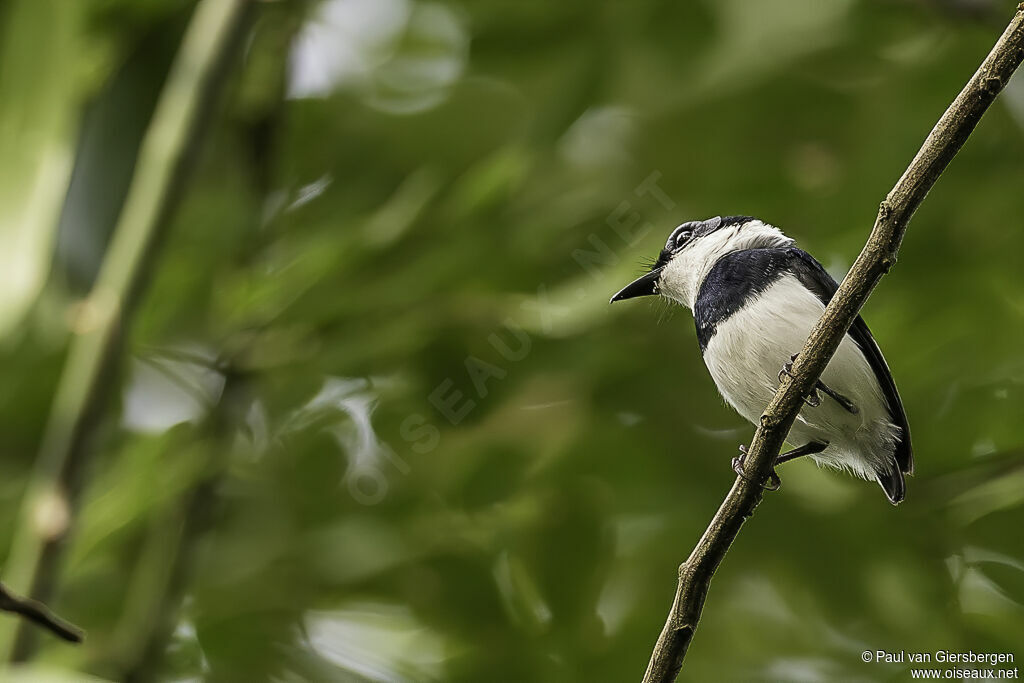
610, 269, 662, 303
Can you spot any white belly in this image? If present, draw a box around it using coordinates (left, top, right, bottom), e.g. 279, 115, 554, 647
701, 275, 899, 480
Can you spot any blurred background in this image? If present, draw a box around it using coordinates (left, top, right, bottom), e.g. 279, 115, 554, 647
1, 0, 1023, 680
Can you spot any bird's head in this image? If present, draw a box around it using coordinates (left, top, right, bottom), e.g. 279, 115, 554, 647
610, 215, 793, 309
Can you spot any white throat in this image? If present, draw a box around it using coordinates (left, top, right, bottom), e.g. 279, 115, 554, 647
658, 219, 793, 308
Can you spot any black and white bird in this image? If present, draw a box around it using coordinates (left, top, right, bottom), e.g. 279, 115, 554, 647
610, 216, 913, 504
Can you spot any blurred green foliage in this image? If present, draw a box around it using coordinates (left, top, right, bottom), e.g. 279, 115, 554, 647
1, 0, 1023, 680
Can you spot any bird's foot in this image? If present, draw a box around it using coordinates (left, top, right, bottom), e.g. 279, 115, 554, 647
732, 444, 782, 491
778, 353, 822, 408
731, 444, 747, 476
804, 388, 822, 408
777, 353, 799, 383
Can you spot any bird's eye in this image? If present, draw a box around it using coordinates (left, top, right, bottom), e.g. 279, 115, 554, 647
673, 231, 692, 250
663, 224, 698, 259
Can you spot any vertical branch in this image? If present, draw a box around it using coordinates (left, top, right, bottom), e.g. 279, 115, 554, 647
114, 7, 305, 677
114, 368, 249, 683
0, 0, 254, 661
642, 6, 1024, 682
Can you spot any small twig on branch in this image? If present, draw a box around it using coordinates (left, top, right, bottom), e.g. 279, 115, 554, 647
0, 582, 82, 644
642, 7, 1024, 683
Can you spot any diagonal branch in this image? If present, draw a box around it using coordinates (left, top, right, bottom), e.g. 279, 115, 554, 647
642, 6, 1024, 682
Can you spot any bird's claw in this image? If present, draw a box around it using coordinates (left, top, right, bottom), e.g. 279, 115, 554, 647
778, 362, 795, 384
731, 444, 748, 476
732, 444, 782, 491
779, 353, 821, 408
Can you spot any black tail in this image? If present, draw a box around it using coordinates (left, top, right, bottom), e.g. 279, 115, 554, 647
875, 467, 906, 505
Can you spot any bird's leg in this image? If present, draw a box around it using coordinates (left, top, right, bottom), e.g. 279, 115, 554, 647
779, 353, 821, 407
814, 381, 859, 414
775, 440, 829, 465
732, 441, 829, 492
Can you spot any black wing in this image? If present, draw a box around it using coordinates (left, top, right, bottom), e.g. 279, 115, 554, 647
782, 247, 913, 476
